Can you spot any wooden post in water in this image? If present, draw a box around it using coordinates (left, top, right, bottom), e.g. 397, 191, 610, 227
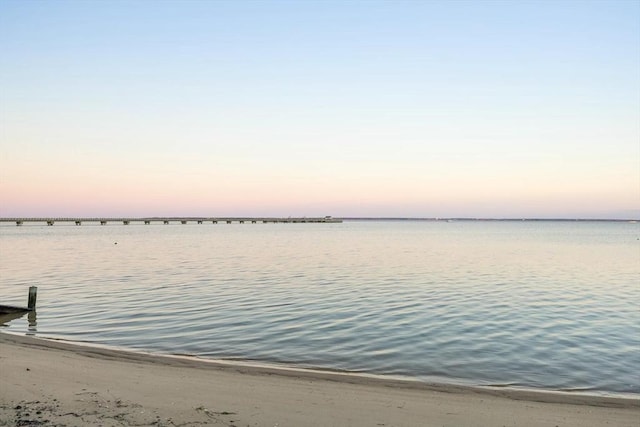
28, 286, 37, 311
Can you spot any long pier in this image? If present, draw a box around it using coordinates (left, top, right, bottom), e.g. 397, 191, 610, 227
1, 217, 341, 226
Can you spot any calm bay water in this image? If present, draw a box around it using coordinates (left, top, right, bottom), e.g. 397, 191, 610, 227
1, 220, 639, 396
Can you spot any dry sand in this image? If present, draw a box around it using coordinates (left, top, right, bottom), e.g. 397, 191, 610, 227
0, 332, 638, 427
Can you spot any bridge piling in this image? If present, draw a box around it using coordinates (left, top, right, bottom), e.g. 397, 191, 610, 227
1, 217, 342, 226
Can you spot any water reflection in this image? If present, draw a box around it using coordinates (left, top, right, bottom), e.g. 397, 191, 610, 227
27, 311, 37, 335
0, 310, 28, 326
0, 309, 37, 333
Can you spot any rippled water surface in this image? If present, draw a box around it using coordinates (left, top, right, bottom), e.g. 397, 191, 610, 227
1, 220, 639, 396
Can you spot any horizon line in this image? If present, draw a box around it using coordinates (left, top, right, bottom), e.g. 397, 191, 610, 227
0, 216, 638, 222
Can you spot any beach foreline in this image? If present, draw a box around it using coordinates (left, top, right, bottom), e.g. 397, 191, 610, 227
1, 332, 638, 427
0, 331, 637, 407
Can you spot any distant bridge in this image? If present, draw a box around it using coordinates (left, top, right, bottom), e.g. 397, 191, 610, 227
1, 217, 341, 226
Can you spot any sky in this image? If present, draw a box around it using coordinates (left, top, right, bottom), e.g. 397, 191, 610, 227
0, 0, 638, 219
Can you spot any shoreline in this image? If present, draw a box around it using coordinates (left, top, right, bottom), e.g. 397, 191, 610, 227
3, 331, 640, 404
2, 331, 638, 404
1, 332, 638, 426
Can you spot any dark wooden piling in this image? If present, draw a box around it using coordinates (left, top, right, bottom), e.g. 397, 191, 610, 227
28, 286, 37, 310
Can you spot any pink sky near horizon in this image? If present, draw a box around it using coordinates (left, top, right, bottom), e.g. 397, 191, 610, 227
1, 163, 637, 219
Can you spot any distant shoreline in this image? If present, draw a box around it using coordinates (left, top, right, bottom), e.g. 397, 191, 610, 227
0, 217, 638, 223
341, 217, 639, 222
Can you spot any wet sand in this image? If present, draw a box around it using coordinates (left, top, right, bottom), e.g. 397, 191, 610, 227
1, 332, 638, 426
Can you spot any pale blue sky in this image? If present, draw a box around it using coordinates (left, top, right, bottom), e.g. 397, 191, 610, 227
1, 0, 638, 218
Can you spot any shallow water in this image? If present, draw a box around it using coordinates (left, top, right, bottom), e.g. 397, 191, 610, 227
1, 220, 638, 396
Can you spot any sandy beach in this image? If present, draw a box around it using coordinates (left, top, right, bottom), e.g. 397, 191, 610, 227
0, 333, 638, 427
